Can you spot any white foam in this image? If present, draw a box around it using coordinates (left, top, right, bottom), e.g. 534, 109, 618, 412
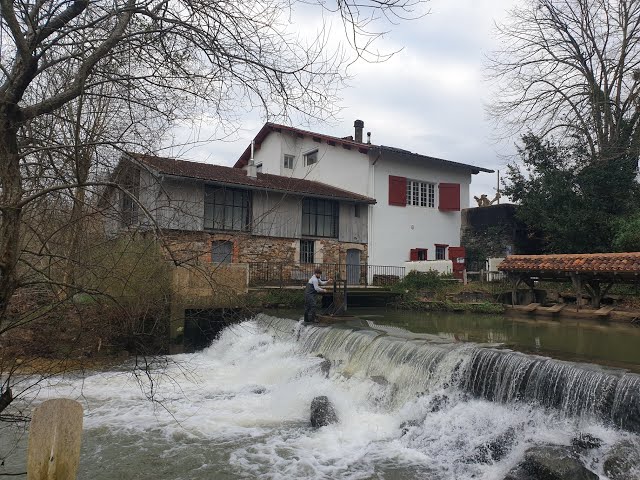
14, 319, 637, 479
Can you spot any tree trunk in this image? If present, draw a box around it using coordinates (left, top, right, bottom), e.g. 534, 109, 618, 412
0, 105, 24, 320
61, 153, 91, 296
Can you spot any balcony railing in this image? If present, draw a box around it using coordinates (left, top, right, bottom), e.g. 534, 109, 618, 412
248, 262, 405, 287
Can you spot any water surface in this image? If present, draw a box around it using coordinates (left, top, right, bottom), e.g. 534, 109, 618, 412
2, 314, 639, 480
282, 308, 640, 373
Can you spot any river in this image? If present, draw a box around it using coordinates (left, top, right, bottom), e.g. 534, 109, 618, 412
1, 312, 639, 479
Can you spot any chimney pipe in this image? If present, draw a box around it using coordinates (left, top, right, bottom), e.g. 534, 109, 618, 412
354, 119, 364, 143
366, 132, 371, 144
247, 140, 257, 178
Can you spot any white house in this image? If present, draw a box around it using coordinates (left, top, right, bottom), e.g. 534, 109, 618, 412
234, 120, 493, 268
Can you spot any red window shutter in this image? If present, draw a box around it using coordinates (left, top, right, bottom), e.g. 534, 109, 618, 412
439, 183, 460, 211
410, 248, 418, 261
389, 175, 407, 206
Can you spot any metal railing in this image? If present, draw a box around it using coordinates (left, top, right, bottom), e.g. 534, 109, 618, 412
248, 262, 405, 287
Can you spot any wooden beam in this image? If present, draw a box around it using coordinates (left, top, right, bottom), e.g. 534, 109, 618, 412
570, 273, 582, 312
28, 399, 84, 480
510, 273, 521, 306
595, 305, 615, 317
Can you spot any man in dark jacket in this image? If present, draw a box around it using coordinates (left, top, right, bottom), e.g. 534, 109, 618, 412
304, 268, 332, 323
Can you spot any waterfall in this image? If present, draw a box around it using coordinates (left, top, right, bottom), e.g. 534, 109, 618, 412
258, 314, 640, 433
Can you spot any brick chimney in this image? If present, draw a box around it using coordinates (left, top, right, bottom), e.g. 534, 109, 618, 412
354, 119, 364, 143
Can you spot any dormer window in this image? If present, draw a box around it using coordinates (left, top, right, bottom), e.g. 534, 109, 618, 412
304, 149, 318, 166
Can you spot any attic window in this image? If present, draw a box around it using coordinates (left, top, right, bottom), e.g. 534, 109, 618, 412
304, 149, 318, 166
283, 154, 294, 169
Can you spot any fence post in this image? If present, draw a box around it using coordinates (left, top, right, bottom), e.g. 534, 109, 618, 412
279, 263, 283, 289
27, 399, 83, 480
463, 269, 468, 285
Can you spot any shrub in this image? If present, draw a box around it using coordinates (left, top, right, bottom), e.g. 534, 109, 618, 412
394, 270, 446, 292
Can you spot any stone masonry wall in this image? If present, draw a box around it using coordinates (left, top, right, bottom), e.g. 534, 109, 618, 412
159, 230, 368, 285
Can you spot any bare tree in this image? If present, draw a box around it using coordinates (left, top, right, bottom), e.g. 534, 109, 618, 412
0, 0, 428, 427
0, 0, 427, 318
488, 0, 640, 164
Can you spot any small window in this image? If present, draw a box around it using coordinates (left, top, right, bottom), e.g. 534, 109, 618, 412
300, 240, 315, 264
435, 245, 448, 260
410, 248, 428, 261
354, 204, 361, 218
304, 150, 318, 166
212, 240, 233, 264
283, 154, 294, 169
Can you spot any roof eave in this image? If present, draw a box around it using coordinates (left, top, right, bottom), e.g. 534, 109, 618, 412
149, 170, 377, 204
377, 146, 493, 174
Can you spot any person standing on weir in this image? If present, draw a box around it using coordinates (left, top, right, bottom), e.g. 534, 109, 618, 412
304, 268, 333, 323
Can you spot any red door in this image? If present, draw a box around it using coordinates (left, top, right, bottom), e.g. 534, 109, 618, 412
448, 247, 466, 280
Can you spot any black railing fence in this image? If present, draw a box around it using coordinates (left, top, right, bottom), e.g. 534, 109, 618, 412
248, 262, 405, 287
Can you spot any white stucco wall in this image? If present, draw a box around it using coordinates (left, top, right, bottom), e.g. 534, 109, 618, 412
247, 128, 479, 268
369, 155, 471, 267
253, 131, 370, 195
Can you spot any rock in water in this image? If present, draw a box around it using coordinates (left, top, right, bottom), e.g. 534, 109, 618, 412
571, 433, 602, 450
471, 427, 516, 463
310, 396, 338, 428
319, 359, 331, 378
604, 440, 640, 480
506, 445, 598, 480
400, 419, 420, 436
503, 465, 537, 480
427, 393, 450, 413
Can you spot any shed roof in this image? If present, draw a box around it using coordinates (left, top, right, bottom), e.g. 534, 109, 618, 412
131, 153, 376, 204
498, 253, 640, 275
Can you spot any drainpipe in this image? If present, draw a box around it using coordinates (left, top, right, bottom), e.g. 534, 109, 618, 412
368, 148, 382, 268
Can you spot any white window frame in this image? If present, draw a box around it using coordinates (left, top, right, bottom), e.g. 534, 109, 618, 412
283, 154, 294, 169
304, 149, 318, 166
406, 179, 435, 208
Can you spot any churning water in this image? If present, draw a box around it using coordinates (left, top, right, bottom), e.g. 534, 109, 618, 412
3, 314, 640, 479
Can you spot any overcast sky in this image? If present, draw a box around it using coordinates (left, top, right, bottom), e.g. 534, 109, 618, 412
167, 0, 519, 207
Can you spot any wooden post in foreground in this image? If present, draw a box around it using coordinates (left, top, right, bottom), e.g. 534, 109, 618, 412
27, 399, 83, 480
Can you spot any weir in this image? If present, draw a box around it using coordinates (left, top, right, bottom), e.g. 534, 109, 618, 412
258, 314, 640, 434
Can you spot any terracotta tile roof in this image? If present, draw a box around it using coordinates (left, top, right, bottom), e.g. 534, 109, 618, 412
130, 153, 376, 204
233, 122, 494, 174
498, 253, 640, 274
